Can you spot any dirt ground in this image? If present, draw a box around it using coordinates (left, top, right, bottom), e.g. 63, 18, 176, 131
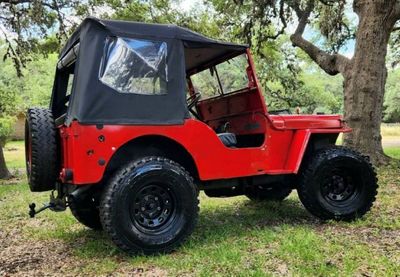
0, 175, 167, 277
0, 224, 166, 277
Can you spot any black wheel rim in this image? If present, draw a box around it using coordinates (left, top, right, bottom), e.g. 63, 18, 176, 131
320, 168, 359, 205
130, 183, 176, 230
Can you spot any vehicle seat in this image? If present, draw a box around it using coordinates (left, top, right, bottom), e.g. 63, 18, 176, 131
217, 133, 237, 147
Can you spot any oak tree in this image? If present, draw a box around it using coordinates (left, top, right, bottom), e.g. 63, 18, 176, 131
216, 0, 400, 164
0, 0, 87, 178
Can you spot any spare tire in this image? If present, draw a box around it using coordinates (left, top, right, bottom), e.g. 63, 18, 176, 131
25, 108, 59, 192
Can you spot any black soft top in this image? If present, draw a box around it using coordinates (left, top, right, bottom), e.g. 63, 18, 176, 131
60, 17, 247, 53
60, 17, 247, 72
52, 17, 248, 125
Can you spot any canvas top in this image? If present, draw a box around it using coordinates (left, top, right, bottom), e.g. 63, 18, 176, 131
60, 17, 247, 57
52, 17, 249, 126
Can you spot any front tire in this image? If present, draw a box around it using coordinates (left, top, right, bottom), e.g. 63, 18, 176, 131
297, 146, 378, 221
100, 157, 199, 255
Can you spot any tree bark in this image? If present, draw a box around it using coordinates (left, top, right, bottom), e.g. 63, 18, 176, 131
342, 0, 398, 165
0, 141, 11, 180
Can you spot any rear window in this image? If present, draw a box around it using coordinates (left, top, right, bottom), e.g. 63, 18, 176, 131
99, 37, 168, 95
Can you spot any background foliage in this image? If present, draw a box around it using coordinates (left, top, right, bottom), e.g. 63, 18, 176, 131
0, 44, 57, 143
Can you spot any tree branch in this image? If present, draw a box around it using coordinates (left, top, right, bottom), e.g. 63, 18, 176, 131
51, 0, 67, 39
289, 0, 350, 76
0, 0, 30, 4
291, 0, 314, 36
394, 0, 400, 20
0, 25, 23, 76
290, 34, 349, 75
264, 1, 287, 40
381, 0, 400, 29
319, 0, 336, 6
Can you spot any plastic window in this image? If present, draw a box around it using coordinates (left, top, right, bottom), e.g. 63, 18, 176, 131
190, 54, 249, 100
100, 37, 168, 95
215, 54, 248, 93
190, 68, 221, 98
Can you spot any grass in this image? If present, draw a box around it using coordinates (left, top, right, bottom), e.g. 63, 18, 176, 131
1, 141, 399, 275
1, 174, 400, 275
3, 140, 25, 169
385, 147, 400, 159
336, 123, 400, 147
381, 123, 400, 137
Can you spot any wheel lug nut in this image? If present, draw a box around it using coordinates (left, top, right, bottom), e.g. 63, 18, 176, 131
157, 207, 161, 210
155, 197, 158, 201
141, 207, 145, 211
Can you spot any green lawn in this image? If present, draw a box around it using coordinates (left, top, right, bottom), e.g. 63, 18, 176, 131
1, 142, 399, 276
385, 147, 400, 159
3, 140, 25, 169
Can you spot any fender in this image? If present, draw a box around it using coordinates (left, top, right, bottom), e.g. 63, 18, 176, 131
284, 128, 351, 173
60, 120, 204, 184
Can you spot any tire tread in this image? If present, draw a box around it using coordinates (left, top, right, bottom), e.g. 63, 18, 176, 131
25, 108, 58, 192
297, 146, 378, 221
99, 156, 199, 254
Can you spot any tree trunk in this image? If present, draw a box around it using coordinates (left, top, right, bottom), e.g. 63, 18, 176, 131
289, 0, 400, 166
0, 143, 11, 180
342, 1, 396, 165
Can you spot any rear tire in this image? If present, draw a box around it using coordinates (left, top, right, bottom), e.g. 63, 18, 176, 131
245, 185, 292, 202
25, 108, 59, 192
69, 193, 102, 230
297, 146, 378, 221
100, 157, 199, 255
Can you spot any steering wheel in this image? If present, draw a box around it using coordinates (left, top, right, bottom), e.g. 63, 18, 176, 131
187, 92, 201, 110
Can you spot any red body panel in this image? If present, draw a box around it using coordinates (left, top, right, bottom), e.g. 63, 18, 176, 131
58, 48, 351, 185
58, 117, 350, 185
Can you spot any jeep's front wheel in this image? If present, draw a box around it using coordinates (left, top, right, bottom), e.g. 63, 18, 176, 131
100, 157, 199, 255
297, 146, 378, 221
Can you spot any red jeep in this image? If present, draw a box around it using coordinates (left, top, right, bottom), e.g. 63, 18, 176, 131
25, 17, 377, 254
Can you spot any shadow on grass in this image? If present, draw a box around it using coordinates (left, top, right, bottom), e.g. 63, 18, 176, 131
59, 197, 318, 259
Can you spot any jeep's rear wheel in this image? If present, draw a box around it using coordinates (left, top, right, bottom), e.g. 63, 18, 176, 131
100, 157, 199, 255
245, 185, 292, 202
297, 146, 378, 221
25, 108, 59, 192
69, 193, 102, 230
